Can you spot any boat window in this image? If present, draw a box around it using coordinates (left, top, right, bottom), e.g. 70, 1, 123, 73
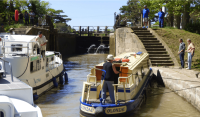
11, 44, 22, 52
30, 59, 41, 73
0, 111, 4, 117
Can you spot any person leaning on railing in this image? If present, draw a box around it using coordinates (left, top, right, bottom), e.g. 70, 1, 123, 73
35, 31, 48, 61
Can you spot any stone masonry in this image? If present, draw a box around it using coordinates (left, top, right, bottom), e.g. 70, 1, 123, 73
152, 67, 200, 111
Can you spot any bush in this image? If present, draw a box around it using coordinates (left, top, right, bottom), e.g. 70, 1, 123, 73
184, 22, 200, 33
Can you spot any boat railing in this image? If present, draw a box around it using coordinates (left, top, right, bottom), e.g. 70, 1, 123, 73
0, 58, 13, 82
47, 52, 62, 71
118, 74, 133, 87
1, 40, 38, 57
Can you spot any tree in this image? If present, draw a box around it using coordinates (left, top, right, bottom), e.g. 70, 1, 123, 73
119, 0, 141, 25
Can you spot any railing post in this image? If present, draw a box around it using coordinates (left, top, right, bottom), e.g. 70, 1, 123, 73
79, 26, 81, 36
87, 26, 89, 36
9, 63, 13, 82
97, 26, 100, 33
123, 82, 126, 102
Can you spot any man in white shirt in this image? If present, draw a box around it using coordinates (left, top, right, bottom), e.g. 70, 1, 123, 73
186, 38, 195, 70
36, 31, 48, 60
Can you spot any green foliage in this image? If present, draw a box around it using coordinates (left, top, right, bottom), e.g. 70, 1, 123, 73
4, 23, 24, 32
184, 22, 200, 33
119, 0, 141, 24
0, 0, 71, 26
55, 23, 71, 33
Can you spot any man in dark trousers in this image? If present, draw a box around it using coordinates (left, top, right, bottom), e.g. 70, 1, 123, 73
24, 11, 29, 25
158, 8, 165, 28
101, 54, 120, 104
178, 38, 185, 68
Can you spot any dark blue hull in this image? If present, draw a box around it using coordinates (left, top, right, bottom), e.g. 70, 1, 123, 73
80, 69, 152, 117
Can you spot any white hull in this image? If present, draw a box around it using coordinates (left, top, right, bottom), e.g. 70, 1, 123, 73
0, 34, 65, 97
3, 52, 64, 96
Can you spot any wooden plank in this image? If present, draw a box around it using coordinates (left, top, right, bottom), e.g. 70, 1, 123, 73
95, 66, 103, 81
119, 67, 129, 82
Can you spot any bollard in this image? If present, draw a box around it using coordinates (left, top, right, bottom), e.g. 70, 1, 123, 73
59, 72, 64, 84
52, 77, 58, 87
33, 94, 39, 100
64, 71, 68, 82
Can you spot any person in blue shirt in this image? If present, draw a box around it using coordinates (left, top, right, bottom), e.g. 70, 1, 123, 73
143, 5, 150, 28
158, 8, 165, 28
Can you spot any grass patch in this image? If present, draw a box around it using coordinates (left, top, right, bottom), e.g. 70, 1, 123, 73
155, 28, 200, 71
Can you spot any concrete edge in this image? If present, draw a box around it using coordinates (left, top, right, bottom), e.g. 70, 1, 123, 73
128, 28, 147, 53
148, 28, 179, 67
152, 67, 200, 112
129, 28, 151, 66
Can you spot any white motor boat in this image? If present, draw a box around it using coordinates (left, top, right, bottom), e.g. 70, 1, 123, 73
0, 34, 66, 99
0, 58, 43, 117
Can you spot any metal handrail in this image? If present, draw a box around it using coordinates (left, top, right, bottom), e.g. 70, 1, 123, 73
0, 58, 13, 82
118, 74, 132, 87
2, 39, 38, 57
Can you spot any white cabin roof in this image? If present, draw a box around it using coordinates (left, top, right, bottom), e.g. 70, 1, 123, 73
0, 34, 37, 42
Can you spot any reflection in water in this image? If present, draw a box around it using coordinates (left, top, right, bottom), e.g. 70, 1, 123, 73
35, 54, 200, 117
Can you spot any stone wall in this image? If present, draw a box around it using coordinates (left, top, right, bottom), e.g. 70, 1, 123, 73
109, 33, 115, 56
57, 33, 77, 56
113, 27, 147, 56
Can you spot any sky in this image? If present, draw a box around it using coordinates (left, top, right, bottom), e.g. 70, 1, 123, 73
44, 0, 128, 28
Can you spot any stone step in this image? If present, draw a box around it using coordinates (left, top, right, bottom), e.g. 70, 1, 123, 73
14, 29, 27, 31
151, 60, 173, 63
135, 32, 152, 35
146, 48, 166, 51
149, 54, 170, 57
137, 35, 154, 38
140, 37, 157, 40
142, 40, 160, 43
143, 43, 162, 45
14, 31, 26, 34
131, 28, 147, 30
151, 63, 174, 66
133, 30, 150, 33
149, 57, 171, 60
148, 51, 167, 54
144, 45, 164, 48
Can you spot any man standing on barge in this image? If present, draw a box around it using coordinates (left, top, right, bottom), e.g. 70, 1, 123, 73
101, 54, 120, 104
36, 31, 48, 60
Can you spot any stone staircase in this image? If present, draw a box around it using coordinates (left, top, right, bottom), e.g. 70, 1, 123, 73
11, 26, 34, 35
132, 28, 174, 66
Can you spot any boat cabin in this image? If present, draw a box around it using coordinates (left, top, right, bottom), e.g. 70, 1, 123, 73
81, 52, 150, 104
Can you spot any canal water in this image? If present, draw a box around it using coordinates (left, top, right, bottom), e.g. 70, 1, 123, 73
35, 54, 200, 117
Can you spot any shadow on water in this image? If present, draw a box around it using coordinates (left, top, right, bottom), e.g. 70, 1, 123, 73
127, 79, 165, 117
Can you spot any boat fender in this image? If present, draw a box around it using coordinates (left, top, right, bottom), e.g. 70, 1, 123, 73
52, 77, 58, 87
64, 72, 68, 82
114, 58, 130, 62
59, 73, 64, 84
100, 98, 103, 105
33, 94, 39, 100
95, 107, 104, 117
